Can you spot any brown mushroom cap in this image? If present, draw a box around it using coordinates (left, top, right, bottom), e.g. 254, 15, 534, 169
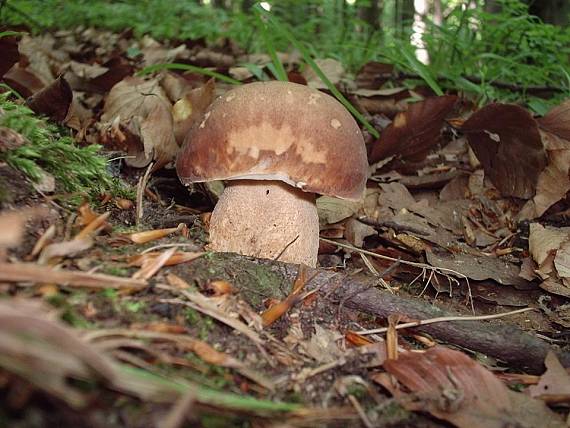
176, 81, 368, 201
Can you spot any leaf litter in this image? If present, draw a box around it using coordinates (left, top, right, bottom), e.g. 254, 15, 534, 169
0, 24, 570, 428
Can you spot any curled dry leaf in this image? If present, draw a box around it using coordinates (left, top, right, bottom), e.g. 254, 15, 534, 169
173, 79, 216, 146
369, 95, 457, 163
129, 224, 184, 244
0, 298, 116, 408
100, 76, 178, 168
2, 64, 46, 98
128, 251, 204, 267
529, 352, 570, 404
538, 99, 570, 141
462, 104, 547, 199
0, 34, 20, 77
25, 75, 73, 123
303, 58, 345, 89
384, 346, 565, 428
533, 132, 570, 217
316, 195, 362, 225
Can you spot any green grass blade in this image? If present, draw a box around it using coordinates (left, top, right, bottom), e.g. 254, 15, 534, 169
0, 31, 23, 38
399, 43, 443, 96
254, 5, 379, 139
254, 9, 288, 82
138, 63, 242, 85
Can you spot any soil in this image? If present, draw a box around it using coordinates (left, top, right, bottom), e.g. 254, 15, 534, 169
0, 162, 567, 428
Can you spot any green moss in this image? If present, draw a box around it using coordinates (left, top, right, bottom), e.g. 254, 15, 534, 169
0, 93, 127, 203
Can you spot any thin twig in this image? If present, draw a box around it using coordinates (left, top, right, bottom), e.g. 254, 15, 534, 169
136, 162, 154, 226
356, 307, 536, 335
338, 260, 401, 319
321, 238, 474, 312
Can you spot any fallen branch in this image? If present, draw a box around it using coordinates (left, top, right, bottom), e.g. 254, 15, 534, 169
216, 255, 568, 374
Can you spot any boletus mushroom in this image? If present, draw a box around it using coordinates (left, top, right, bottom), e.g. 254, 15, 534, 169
176, 81, 367, 267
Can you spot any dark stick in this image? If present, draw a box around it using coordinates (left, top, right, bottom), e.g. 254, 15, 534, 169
271, 263, 569, 374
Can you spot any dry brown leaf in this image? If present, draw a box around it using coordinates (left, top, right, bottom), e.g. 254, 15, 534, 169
529, 352, 570, 404
384, 346, 565, 428
369, 95, 457, 162
300, 324, 344, 363
538, 99, 570, 141
132, 247, 177, 280
74, 211, 110, 240
462, 104, 547, 199
345, 331, 375, 347
38, 238, 93, 265
355, 61, 394, 89
0, 262, 147, 290
316, 196, 362, 225
25, 75, 73, 123
528, 223, 570, 268
344, 218, 376, 248
533, 131, 570, 217
0, 298, 116, 408
260, 265, 308, 327
128, 224, 183, 244
100, 76, 178, 168
173, 79, 216, 145
304, 58, 344, 89
0, 35, 19, 77
128, 251, 204, 267
2, 64, 46, 98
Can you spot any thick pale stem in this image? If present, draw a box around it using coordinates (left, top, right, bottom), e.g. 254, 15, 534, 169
208, 180, 319, 267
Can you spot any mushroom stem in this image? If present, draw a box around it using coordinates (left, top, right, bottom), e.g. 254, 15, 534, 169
208, 180, 320, 267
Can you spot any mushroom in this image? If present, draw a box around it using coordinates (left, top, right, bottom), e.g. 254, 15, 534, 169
176, 81, 367, 267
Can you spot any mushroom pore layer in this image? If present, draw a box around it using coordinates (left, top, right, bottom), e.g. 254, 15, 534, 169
208, 180, 319, 267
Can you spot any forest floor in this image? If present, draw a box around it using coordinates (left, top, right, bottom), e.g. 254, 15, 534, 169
1, 25, 570, 428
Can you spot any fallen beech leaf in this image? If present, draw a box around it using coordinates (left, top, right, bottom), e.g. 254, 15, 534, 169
529, 352, 570, 404
2, 64, 46, 98
38, 238, 93, 265
0, 299, 116, 408
533, 131, 570, 217
316, 195, 362, 224
355, 61, 394, 89
304, 58, 344, 89
129, 224, 184, 244
462, 104, 547, 199
173, 79, 215, 145
100, 76, 178, 168
0, 34, 19, 77
344, 218, 376, 248
300, 324, 344, 363
538, 99, 570, 141
384, 346, 565, 428
25, 75, 73, 123
528, 223, 570, 267
369, 95, 457, 162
